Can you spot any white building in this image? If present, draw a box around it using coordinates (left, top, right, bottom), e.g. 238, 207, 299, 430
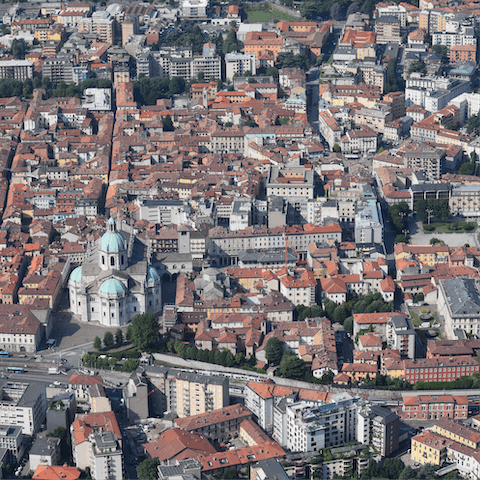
0, 381, 46, 435
181, 0, 209, 19
266, 165, 315, 200
279, 394, 360, 452
68, 217, 162, 327
0, 59, 33, 81
386, 315, 416, 359
225, 52, 256, 81
354, 200, 384, 244
376, 4, 407, 27
230, 198, 252, 231
89, 431, 124, 480
81, 88, 112, 111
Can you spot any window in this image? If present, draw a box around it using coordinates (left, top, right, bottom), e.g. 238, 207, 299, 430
110, 257, 115, 266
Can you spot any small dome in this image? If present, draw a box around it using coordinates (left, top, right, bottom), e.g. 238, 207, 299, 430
147, 265, 160, 283
70, 266, 82, 283
99, 278, 127, 296
100, 231, 126, 253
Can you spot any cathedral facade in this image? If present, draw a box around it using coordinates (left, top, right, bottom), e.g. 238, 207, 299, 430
68, 217, 162, 327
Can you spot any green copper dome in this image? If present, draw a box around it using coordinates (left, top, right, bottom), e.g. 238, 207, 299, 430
70, 266, 82, 283
100, 217, 126, 253
147, 265, 160, 283
99, 278, 127, 295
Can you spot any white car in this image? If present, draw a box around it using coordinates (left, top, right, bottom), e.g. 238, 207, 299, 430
53, 381, 61, 386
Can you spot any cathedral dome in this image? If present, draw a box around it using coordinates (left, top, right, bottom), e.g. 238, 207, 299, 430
147, 265, 160, 283
100, 218, 126, 253
99, 278, 127, 296
70, 266, 82, 283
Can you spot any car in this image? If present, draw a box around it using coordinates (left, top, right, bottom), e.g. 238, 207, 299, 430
414, 463, 420, 467
53, 381, 61, 386
61, 358, 67, 363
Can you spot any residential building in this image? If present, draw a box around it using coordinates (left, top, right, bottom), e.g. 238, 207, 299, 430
125, 373, 148, 422
0, 381, 46, 435
411, 430, 449, 465
386, 315, 416, 358
42, 56, 73, 84
175, 404, 253, 443
71, 411, 123, 480
0, 425, 23, 464
0, 60, 33, 80
354, 200, 384, 244
175, 372, 229, 418
403, 148, 445, 179
225, 52, 256, 81
356, 405, 400, 456
450, 45, 477, 63
374, 16, 401, 44
29, 437, 61, 472
434, 418, 480, 448
32, 466, 80, 480
251, 459, 290, 480
282, 394, 360, 452
340, 125, 378, 159
181, 0, 209, 19
401, 395, 469, 420
376, 4, 407, 27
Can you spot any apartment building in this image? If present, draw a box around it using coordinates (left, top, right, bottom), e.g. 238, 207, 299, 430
386, 315, 416, 359
374, 16, 401, 44
357, 405, 400, 456
42, 56, 73, 84
71, 411, 123, 480
450, 45, 477, 63
175, 404, 253, 443
340, 125, 377, 158
376, 4, 407, 27
225, 52, 256, 81
175, 372, 229, 418
450, 185, 480, 217
403, 148, 444, 179
181, 0, 209, 19
0, 381, 46, 435
411, 430, 449, 465
354, 107, 392, 133
434, 418, 480, 449
0, 425, 23, 464
282, 394, 360, 452
0, 60, 33, 81
29, 437, 61, 472
318, 110, 343, 149
354, 200, 384, 244
438, 277, 480, 338
401, 395, 469, 420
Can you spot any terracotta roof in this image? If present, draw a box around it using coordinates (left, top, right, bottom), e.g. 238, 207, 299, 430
175, 404, 252, 431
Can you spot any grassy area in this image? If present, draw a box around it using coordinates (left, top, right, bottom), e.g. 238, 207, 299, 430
410, 311, 421, 327
423, 221, 477, 233
431, 312, 439, 326
245, 4, 303, 23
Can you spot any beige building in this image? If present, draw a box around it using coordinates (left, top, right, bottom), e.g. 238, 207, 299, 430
354, 107, 392, 133
175, 372, 229, 418
89, 384, 112, 413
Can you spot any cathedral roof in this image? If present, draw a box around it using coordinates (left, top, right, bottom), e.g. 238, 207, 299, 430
100, 228, 126, 253
147, 265, 160, 283
99, 278, 127, 296
70, 266, 82, 283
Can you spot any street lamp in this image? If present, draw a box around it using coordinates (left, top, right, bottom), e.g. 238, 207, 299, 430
426, 208, 434, 225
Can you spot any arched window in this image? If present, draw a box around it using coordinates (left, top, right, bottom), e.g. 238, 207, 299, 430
110, 257, 115, 266
121, 255, 124, 264
102, 256, 105, 265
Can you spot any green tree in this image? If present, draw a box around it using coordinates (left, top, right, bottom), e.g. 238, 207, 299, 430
408, 60, 426, 75
197, 71, 205, 83
103, 331, 114, 349
137, 458, 160, 480
93, 336, 101, 350
11, 39, 25, 60
432, 44, 449, 64
333, 305, 346, 323
266, 66, 279, 77
332, 144, 341, 153
459, 161, 477, 176
394, 234, 408, 244
414, 293, 424, 302
278, 351, 307, 379
467, 114, 480, 134
344, 316, 353, 335
129, 313, 159, 351
389, 201, 410, 231
265, 337, 283, 365
48, 426, 71, 463
430, 237, 444, 245
223, 28, 239, 54
115, 329, 123, 345
163, 114, 174, 131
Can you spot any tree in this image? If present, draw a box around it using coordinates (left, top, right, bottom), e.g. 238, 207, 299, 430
48, 426, 71, 463
414, 293, 424, 303
129, 313, 159, 351
467, 115, 480, 134
278, 351, 307, 379
137, 458, 160, 480
223, 28, 239, 54
333, 305, 346, 324
103, 331, 114, 349
459, 161, 478, 176
344, 316, 353, 335
389, 201, 410, 231
394, 234, 408, 244
430, 237, 444, 245
93, 336, 101, 350
330, 2, 342, 19
163, 114, 174, 131
408, 61, 426, 75
265, 337, 283, 365
432, 44, 449, 64
115, 329, 123, 345
197, 71, 205, 83
11, 39, 25, 60
266, 66, 279, 77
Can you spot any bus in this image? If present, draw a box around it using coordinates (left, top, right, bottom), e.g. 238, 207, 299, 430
6, 367, 24, 374
0, 352, 9, 357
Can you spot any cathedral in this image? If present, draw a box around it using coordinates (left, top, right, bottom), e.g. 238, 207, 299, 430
68, 217, 162, 327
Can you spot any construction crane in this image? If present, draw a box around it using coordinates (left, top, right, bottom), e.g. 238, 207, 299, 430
136, 385, 160, 403
284, 234, 306, 267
